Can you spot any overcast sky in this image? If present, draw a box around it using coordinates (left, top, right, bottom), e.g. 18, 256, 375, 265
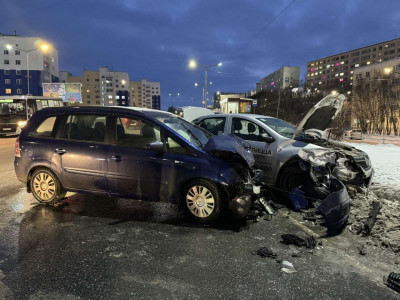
1, 0, 399, 109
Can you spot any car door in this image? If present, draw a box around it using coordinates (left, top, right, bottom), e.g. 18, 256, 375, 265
107, 114, 175, 201
229, 117, 277, 183
55, 114, 109, 192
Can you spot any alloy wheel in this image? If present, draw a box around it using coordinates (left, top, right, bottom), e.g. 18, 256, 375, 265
32, 171, 56, 202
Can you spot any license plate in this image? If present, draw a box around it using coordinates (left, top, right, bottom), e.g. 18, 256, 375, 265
2, 128, 11, 131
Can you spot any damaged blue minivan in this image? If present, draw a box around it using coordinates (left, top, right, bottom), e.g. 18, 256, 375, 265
14, 106, 260, 222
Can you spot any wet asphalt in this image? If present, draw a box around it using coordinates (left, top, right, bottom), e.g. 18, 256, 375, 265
0, 137, 398, 300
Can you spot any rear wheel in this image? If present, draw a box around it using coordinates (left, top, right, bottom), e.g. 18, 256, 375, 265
30, 168, 66, 205
183, 179, 221, 222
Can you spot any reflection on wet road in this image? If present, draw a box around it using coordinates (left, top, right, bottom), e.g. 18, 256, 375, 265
0, 189, 398, 299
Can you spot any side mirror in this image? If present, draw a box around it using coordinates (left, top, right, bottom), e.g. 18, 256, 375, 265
147, 141, 164, 152
260, 133, 275, 143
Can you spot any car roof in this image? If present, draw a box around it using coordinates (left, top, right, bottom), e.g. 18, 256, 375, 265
198, 113, 279, 120
39, 105, 174, 118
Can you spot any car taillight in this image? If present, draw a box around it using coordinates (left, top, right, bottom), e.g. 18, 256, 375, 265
15, 137, 21, 158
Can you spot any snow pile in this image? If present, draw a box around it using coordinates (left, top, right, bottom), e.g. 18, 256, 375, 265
346, 143, 400, 252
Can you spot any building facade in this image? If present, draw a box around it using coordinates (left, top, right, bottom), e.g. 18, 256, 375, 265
61, 67, 130, 106
256, 66, 300, 93
306, 38, 400, 93
130, 79, 160, 109
0, 33, 59, 96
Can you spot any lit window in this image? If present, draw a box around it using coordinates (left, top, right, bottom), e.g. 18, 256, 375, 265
116, 96, 120, 99
335, 63, 340, 66
367, 61, 371, 65
326, 64, 330, 68
340, 72, 344, 76
339, 78, 344, 82
87, 89, 90, 93
335, 73, 339, 77
340, 61, 344, 64
108, 95, 112, 99
311, 68, 315, 72
6, 89, 11, 94
350, 71, 354, 74
319, 82, 322, 84
355, 64, 360, 67
350, 77, 353, 80
122, 96, 125, 99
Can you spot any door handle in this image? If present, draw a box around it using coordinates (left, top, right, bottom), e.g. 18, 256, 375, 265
111, 155, 122, 162
54, 148, 67, 155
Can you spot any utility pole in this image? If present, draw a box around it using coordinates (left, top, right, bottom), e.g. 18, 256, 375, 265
204, 67, 208, 108
276, 79, 281, 118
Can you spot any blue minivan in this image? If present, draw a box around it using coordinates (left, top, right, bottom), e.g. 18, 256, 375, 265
14, 106, 260, 222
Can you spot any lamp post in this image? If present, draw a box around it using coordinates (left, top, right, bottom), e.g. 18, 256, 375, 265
189, 59, 222, 108
168, 92, 180, 109
6, 44, 49, 95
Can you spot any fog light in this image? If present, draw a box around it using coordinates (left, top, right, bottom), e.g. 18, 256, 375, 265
18, 121, 27, 127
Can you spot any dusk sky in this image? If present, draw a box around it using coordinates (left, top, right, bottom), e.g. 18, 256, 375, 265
1, 0, 399, 109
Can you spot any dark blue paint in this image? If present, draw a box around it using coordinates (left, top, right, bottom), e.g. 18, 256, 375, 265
15, 106, 250, 205
0, 69, 59, 96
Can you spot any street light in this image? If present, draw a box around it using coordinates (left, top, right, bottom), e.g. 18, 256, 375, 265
188, 59, 222, 108
6, 43, 50, 95
169, 92, 180, 108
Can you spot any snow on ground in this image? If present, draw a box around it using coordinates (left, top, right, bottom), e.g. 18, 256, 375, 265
347, 143, 400, 190
345, 143, 400, 252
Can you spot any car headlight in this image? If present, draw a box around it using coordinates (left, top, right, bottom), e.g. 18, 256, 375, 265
365, 155, 371, 167
18, 121, 27, 127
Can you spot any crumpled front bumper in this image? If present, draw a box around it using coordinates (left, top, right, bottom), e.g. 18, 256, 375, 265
229, 170, 264, 219
317, 178, 351, 229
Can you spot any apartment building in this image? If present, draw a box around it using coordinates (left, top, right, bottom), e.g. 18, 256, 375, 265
306, 38, 400, 92
0, 33, 59, 96
130, 79, 160, 109
256, 66, 300, 93
60, 67, 130, 106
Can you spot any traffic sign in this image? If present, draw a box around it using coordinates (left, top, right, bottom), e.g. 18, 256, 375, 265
252, 100, 257, 106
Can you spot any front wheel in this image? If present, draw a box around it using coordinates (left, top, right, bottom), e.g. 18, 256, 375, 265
277, 162, 308, 194
30, 168, 66, 205
182, 179, 221, 222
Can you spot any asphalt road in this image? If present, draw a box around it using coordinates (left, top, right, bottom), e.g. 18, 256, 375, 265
0, 137, 398, 299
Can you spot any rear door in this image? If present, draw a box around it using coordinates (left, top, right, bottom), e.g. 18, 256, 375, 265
107, 114, 175, 200
229, 117, 277, 183
55, 113, 109, 192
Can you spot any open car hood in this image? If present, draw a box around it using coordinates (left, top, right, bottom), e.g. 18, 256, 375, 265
292, 94, 346, 139
203, 134, 255, 168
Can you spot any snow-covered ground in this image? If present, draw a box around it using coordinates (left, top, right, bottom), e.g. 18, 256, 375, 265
347, 143, 400, 190
345, 143, 400, 252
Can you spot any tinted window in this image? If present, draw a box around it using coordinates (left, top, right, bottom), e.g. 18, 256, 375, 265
231, 118, 269, 142
62, 115, 106, 142
30, 116, 57, 137
115, 116, 161, 149
197, 117, 226, 135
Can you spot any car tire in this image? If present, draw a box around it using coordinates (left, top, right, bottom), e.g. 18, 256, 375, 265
182, 179, 221, 222
30, 168, 66, 205
277, 161, 309, 194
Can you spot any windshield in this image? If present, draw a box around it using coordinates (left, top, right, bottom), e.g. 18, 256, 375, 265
0, 100, 27, 123
154, 113, 212, 148
257, 117, 296, 138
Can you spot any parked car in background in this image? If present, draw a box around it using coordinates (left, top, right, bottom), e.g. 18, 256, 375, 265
348, 129, 363, 140
177, 106, 215, 122
193, 94, 373, 192
14, 106, 260, 222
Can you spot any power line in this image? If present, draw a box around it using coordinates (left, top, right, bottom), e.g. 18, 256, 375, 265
228, 0, 297, 59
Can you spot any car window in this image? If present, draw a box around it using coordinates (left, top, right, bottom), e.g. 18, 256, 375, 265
115, 116, 161, 149
197, 117, 226, 135
257, 118, 295, 138
61, 114, 106, 142
30, 116, 57, 138
231, 118, 269, 142
167, 137, 191, 155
